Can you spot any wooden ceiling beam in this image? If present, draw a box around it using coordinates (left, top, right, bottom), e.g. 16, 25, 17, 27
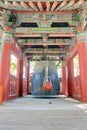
25, 51, 66, 54
37, 2, 43, 11
51, 2, 58, 11
49, 33, 76, 37
27, 54, 65, 57
19, 43, 71, 46
12, 9, 77, 14
14, 34, 41, 37
14, 33, 75, 38
29, 2, 39, 11
46, 2, 50, 11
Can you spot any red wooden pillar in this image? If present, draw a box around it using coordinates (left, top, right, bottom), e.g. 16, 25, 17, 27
62, 59, 68, 96
67, 60, 74, 97
77, 30, 87, 102
26, 63, 30, 94
19, 58, 23, 97
0, 31, 14, 102
0, 40, 3, 104
1, 42, 12, 101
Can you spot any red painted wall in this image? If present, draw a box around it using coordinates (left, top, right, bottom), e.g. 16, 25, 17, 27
67, 45, 81, 101
9, 45, 21, 99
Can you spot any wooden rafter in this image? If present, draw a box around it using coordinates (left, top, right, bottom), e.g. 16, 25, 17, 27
20, 2, 28, 8
67, 0, 85, 10
0, 0, 86, 11
51, 2, 58, 11
46, 2, 50, 11
13, 1, 21, 8
29, 2, 39, 11
37, 2, 43, 11
4, 0, 12, 7
0, 0, 5, 7
60, 0, 75, 10
55, 1, 67, 10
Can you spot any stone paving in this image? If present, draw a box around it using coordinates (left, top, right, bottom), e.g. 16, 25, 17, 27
0, 95, 87, 130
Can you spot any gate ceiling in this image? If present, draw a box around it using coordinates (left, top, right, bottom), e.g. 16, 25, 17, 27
0, 0, 86, 61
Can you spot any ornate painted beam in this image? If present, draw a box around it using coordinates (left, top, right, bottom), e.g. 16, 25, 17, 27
12, 10, 77, 14
49, 33, 75, 37
27, 55, 61, 59
29, 59, 61, 61
14, 27, 75, 34
26, 54, 65, 57
51, 2, 58, 11
46, 2, 50, 11
19, 43, 71, 46
25, 51, 66, 54
14, 34, 41, 37
37, 2, 43, 11
14, 33, 75, 38
29, 2, 39, 11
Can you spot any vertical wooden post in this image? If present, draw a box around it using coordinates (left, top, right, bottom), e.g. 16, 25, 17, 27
0, 31, 13, 102
77, 30, 87, 102
0, 40, 3, 104
67, 60, 74, 97
62, 59, 68, 96
26, 62, 30, 94
19, 58, 23, 97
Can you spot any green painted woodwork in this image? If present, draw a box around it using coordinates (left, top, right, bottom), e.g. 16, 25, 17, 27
1, 31, 14, 44
77, 30, 87, 43
16, 13, 78, 27
14, 27, 75, 34
18, 38, 73, 45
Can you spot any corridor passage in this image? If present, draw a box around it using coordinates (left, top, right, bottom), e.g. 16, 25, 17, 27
0, 95, 87, 130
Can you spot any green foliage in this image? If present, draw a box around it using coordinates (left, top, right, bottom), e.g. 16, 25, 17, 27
54, 61, 62, 78
30, 61, 36, 74
10, 62, 17, 76
10, 55, 17, 76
